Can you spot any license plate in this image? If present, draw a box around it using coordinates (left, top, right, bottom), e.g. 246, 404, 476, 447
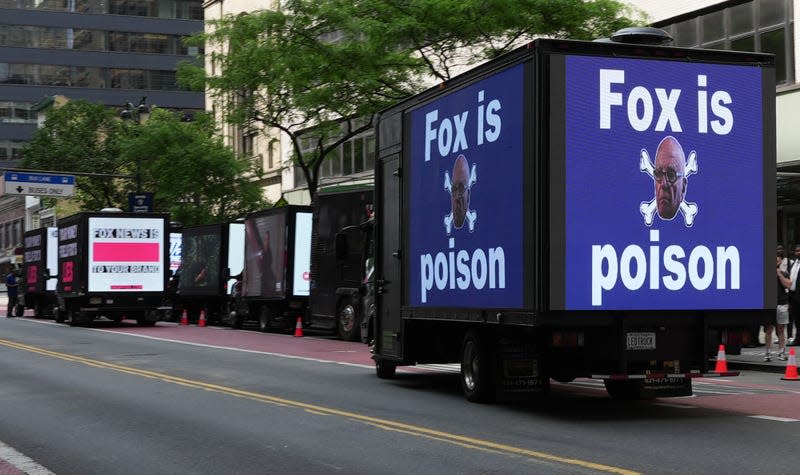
626, 332, 656, 350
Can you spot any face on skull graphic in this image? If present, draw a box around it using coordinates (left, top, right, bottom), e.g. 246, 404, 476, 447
639, 136, 698, 228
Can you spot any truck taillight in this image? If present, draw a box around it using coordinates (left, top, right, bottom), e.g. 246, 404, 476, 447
552, 331, 584, 348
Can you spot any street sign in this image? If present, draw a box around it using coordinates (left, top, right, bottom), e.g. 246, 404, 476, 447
128, 192, 153, 213
3, 171, 75, 197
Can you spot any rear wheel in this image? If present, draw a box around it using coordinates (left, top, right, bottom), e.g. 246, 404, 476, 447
258, 305, 270, 332
337, 300, 360, 341
461, 329, 495, 403
375, 359, 396, 379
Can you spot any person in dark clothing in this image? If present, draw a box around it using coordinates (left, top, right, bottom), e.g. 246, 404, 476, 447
5, 269, 19, 318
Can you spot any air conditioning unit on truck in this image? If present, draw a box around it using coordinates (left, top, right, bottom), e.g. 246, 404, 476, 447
21, 227, 58, 318
176, 222, 244, 325
308, 185, 374, 341
372, 29, 776, 402
54, 211, 171, 327
229, 205, 313, 332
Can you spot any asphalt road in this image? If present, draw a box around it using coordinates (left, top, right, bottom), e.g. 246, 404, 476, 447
1, 316, 798, 475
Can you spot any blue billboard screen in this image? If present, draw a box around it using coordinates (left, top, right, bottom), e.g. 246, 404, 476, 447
565, 56, 764, 310
409, 64, 524, 308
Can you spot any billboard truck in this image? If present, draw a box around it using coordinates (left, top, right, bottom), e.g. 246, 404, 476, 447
54, 211, 171, 326
228, 205, 312, 332
307, 185, 374, 341
177, 222, 244, 324
372, 29, 775, 401
21, 227, 58, 318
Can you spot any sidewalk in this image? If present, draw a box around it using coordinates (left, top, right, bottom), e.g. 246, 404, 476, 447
726, 344, 798, 374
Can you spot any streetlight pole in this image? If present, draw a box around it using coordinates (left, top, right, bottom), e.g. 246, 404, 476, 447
120, 97, 150, 193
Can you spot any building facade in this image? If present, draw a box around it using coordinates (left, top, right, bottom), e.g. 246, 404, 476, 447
0, 0, 206, 263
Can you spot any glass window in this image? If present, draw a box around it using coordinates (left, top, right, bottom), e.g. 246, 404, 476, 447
760, 28, 787, 82
731, 35, 755, 52
730, 2, 755, 35
702, 10, 724, 43
342, 141, 352, 175
674, 18, 698, 47
760, 0, 785, 27
353, 137, 364, 173
365, 135, 375, 171
330, 147, 341, 176
294, 165, 306, 188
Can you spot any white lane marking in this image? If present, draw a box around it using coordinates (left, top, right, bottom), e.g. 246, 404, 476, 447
653, 403, 697, 409
0, 441, 55, 475
748, 415, 800, 422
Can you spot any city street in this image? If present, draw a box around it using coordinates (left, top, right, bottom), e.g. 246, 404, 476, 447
0, 314, 799, 475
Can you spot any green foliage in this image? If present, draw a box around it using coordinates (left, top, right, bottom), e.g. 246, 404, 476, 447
121, 108, 269, 225
21, 101, 268, 224
21, 100, 127, 211
179, 0, 642, 202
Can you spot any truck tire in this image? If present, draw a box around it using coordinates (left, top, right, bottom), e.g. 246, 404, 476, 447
258, 306, 271, 332
337, 300, 360, 341
375, 359, 396, 379
229, 310, 243, 329
460, 329, 495, 403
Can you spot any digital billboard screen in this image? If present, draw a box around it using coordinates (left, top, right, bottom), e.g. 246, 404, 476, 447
244, 212, 286, 298
563, 55, 764, 310
408, 64, 524, 308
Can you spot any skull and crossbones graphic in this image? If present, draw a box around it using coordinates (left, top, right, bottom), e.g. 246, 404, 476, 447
443, 154, 477, 235
639, 136, 699, 227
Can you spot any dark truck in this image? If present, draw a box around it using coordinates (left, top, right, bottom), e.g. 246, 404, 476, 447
54, 211, 171, 326
21, 226, 58, 318
176, 222, 244, 324
308, 185, 374, 341
229, 205, 313, 331
372, 29, 775, 401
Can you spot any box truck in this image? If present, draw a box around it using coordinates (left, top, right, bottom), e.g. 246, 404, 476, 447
228, 205, 313, 331
176, 222, 244, 324
21, 227, 58, 318
54, 211, 171, 326
308, 185, 374, 340
372, 30, 775, 401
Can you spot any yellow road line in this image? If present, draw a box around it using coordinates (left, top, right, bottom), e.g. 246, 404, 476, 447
0, 337, 639, 474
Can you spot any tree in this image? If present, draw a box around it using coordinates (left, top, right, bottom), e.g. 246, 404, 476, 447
123, 108, 269, 225
21, 100, 128, 211
180, 0, 643, 202
21, 101, 269, 224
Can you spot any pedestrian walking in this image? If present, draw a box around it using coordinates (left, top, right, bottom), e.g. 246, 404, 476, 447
5, 268, 18, 318
789, 244, 800, 345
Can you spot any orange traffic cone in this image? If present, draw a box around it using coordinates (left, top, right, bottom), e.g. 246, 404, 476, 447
198, 309, 207, 328
782, 348, 799, 381
714, 344, 728, 373
293, 316, 304, 337
179, 309, 188, 326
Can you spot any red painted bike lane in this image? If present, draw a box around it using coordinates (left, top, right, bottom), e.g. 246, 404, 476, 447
103, 322, 376, 367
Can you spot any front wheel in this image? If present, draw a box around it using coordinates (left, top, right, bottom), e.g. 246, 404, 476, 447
337, 300, 360, 341
461, 329, 495, 403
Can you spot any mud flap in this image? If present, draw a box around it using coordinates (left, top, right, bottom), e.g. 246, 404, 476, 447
495, 337, 549, 400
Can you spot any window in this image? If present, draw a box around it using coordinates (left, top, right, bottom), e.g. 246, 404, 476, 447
658, 0, 793, 84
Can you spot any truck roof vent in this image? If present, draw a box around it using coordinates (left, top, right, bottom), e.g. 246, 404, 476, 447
608, 27, 673, 46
